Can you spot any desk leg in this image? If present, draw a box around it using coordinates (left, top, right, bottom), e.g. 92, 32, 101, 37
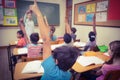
7, 45, 14, 80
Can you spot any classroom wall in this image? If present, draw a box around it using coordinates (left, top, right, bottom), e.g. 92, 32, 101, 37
72, 0, 120, 46
0, 0, 66, 46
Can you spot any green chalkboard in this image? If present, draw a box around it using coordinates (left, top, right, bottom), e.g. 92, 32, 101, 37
16, 0, 60, 26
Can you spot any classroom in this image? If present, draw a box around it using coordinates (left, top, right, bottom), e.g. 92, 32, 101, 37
0, 0, 120, 80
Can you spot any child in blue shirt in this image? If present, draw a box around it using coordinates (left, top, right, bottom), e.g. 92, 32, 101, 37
30, 1, 81, 80
50, 26, 57, 41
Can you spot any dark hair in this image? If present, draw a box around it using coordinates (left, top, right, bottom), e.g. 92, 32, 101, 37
63, 33, 72, 44
71, 27, 76, 34
17, 30, 24, 37
26, 10, 32, 14
50, 26, 55, 33
106, 40, 120, 64
30, 33, 39, 44
52, 46, 81, 71
88, 31, 96, 42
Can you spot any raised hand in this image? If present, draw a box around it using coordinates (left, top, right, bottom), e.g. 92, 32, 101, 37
29, 0, 40, 16
19, 18, 24, 24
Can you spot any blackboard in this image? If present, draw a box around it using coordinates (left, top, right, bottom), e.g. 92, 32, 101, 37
16, 0, 60, 26
74, 0, 120, 27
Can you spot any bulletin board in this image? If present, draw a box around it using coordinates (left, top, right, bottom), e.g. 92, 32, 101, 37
74, 0, 120, 27
0, 0, 18, 27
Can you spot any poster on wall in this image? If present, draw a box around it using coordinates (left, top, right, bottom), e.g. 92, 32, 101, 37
78, 14, 86, 22
96, 1, 108, 11
96, 12, 107, 22
0, 6, 3, 24
86, 3, 96, 13
3, 16, 18, 26
78, 6, 86, 14
5, 1, 16, 8
4, 8, 17, 16
86, 13, 94, 22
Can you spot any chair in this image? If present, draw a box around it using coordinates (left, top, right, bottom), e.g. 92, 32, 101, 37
104, 70, 120, 80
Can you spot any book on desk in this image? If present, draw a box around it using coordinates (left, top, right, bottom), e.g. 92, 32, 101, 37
22, 60, 44, 74
77, 56, 104, 66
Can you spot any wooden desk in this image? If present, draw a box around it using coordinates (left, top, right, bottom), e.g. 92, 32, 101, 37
9, 41, 17, 46
13, 48, 27, 56
72, 53, 110, 73
14, 62, 43, 80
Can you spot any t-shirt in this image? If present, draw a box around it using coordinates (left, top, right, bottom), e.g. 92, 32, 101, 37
96, 64, 120, 80
27, 44, 42, 58
17, 38, 26, 47
51, 35, 57, 41
71, 33, 76, 41
41, 56, 71, 80
84, 40, 96, 51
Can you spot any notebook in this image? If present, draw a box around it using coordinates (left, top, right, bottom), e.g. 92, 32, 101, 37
51, 43, 65, 50
22, 60, 44, 74
77, 56, 104, 66
73, 42, 86, 47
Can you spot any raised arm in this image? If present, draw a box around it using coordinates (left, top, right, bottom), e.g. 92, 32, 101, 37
65, 17, 72, 34
19, 18, 29, 44
30, 0, 51, 60
93, 14, 96, 35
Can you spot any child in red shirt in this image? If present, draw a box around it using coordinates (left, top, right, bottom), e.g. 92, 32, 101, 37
17, 30, 26, 47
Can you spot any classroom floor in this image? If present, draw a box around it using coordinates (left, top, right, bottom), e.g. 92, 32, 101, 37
0, 47, 12, 80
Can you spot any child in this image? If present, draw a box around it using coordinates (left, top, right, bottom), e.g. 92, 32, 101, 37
16, 30, 26, 48
50, 26, 57, 41
30, 1, 81, 80
96, 40, 120, 80
24, 9, 35, 40
84, 15, 97, 51
27, 33, 42, 58
65, 17, 77, 42
63, 33, 72, 46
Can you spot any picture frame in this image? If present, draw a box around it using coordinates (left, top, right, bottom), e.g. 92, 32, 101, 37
4, 8, 17, 16
3, 16, 18, 26
0, 0, 2, 4
5, 1, 16, 8
0, 6, 3, 24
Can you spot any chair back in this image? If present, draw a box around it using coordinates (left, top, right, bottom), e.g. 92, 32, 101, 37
104, 70, 120, 80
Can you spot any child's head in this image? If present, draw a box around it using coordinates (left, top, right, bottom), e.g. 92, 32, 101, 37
17, 30, 24, 38
26, 10, 32, 20
52, 46, 81, 71
30, 33, 39, 44
109, 40, 120, 58
63, 33, 72, 44
50, 26, 55, 34
106, 40, 120, 64
71, 27, 76, 34
88, 31, 96, 42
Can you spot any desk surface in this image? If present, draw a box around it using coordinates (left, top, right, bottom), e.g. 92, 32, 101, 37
72, 52, 110, 73
14, 61, 43, 80
13, 48, 27, 56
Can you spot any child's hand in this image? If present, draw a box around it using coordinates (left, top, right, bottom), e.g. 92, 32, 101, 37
19, 18, 24, 24
29, 0, 40, 16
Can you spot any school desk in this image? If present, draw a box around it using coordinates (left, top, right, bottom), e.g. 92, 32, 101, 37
72, 52, 110, 73
14, 61, 43, 80
13, 48, 27, 56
